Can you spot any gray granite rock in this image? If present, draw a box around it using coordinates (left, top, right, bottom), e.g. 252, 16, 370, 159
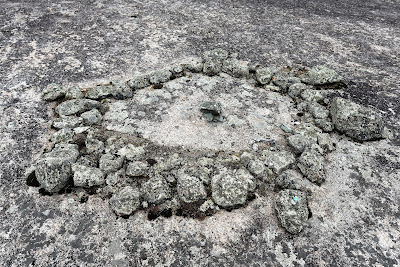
275, 189, 309, 234
287, 134, 316, 155
126, 161, 149, 177
81, 109, 102, 125
177, 174, 207, 203
272, 71, 301, 92
317, 133, 336, 153
264, 150, 295, 174
127, 74, 151, 90
55, 99, 101, 116
72, 164, 106, 187
141, 176, 172, 204
35, 157, 72, 193
297, 148, 325, 184
300, 89, 327, 103
330, 97, 384, 141
64, 86, 84, 99
149, 69, 172, 84
255, 67, 275, 85
109, 186, 141, 216
308, 102, 329, 119
50, 128, 74, 144
288, 83, 307, 99
85, 85, 112, 100
85, 129, 104, 154
99, 154, 124, 173
202, 49, 229, 76
275, 170, 309, 191
221, 58, 250, 78
315, 118, 334, 132
247, 159, 267, 180
53, 116, 83, 129
47, 143, 80, 163
300, 65, 342, 85
42, 83, 66, 101
110, 80, 133, 99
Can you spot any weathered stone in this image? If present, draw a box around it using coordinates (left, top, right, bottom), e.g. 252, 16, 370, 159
300, 65, 342, 85
76, 155, 98, 167
308, 102, 329, 119
177, 174, 207, 203
203, 49, 229, 62
116, 144, 146, 161
300, 89, 327, 103
169, 64, 184, 78
99, 154, 124, 173
265, 84, 281, 92
35, 157, 72, 193
53, 116, 83, 129
275, 170, 308, 191
255, 67, 275, 85
199, 199, 218, 213
203, 49, 229, 76
42, 83, 66, 101
275, 189, 309, 234
85, 85, 112, 99
181, 57, 204, 73
65, 86, 84, 99
127, 74, 151, 89
47, 143, 80, 163
315, 118, 334, 132
317, 133, 336, 153
264, 151, 295, 174
200, 101, 223, 122
81, 109, 102, 125
51, 128, 74, 144
149, 69, 172, 84
106, 169, 126, 186
272, 72, 301, 92
126, 161, 149, 177
141, 176, 172, 204
288, 83, 307, 99
287, 134, 316, 155
221, 58, 250, 78
72, 164, 106, 187
247, 159, 267, 180
55, 99, 101, 116
211, 168, 250, 208
109, 186, 140, 216
294, 123, 322, 142
110, 80, 133, 99
85, 129, 104, 154
330, 97, 384, 141
297, 148, 325, 184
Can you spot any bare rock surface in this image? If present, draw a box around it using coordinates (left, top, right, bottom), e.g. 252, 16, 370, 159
1, 1, 400, 266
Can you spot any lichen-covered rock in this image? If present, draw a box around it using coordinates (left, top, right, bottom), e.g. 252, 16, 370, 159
300, 65, 342, 85
288, 83, 307, 99
149, 69, 172, 84
211, 168, 251, 208
297, 148, 325, 184
330, 97, 384, 141
106, 169, 126, 186
55, 99, 101, 116
204, 49, 229, 62
127, 74, 151, 90
221, 58, 250, 78
110, 80, 133, 99
81, 109, 102, 125
42, 83, 66, 101
35, 157, 72, 193
65, 86, 84, 99
85, 129, 104, 154
199, 199, 218, 213
300, 89, 327, 103
275, 170, 309, 190
272, 72, 301, 92
99, 154, 124, 173
51, 128, 74, 144
203, 49, 229, 76
177, 174, 207, 203
264, 151, 295, 174
315, 118, 334, 132
287, 134, 316, 155
181, 57, 204, 73
109, 186, 140, 216
116, 144, 146, 161
53, 116, 83, 129
275, 189, 309, 234
255, 67, 275, 85
72, 164, 106, 187
317, 133, 336, 153
126, 161, 149, 177
308, 102, 329, 119
294, 123, 322, 142
169, 64, 184, 78
48, 143, 80, 163
85, 85, 112, 100
141, 176, 172, 204
247, 159, 267, 180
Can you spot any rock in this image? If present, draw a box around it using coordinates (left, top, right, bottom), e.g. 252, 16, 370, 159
50, 128, 74, 144
287, 134, 316, 155
221, 58, 250, 78
117, 144, 146, 161
85, 129, 105, 154
288, 83, 307, 99
200, 101, 223, 122
297, 148, 325, 184
53, 116, 83, 129
247, 159, 267, 180
25, 165, 40, 187
55, 99, 101, 116
181, 57, 204, 73
81, 109, 102, 125
265, 84, 281, 92
275, 189, 309, 234
109, 186, 141, 216
106, 169, 125, 186
199, 199, 218, 213
315, 118, 334, 132
264, 151, 295, 174
300, 65, 342, 85
300, 89, 327, 103
149, 69, 172, 85
317, 133, 336, 153
308, 102, 329, 119
110, 80, 133, 99
330, 97, 384, 141
294, 123, 322, 142
99, 154, 124, 173
47, 143, 80, 163
169, 64, 184, 78
272, 72, 301, 92
204, 49, 229, 62
141, 176, 172, 204
255, 67, 275, 85
76, 155, 98, 167
65, 86, 84, 99
177, 174, 207, 203
72, 164, 106, 187
75, 188, 89, 203
42, 83, 66, 101
203, 49, 229, 76
211, 168, 250, 208
85, 85, 112, 100
127, 74, 151, 90
126, 161, 149, 177
35, 157, 72, 193
275, 170, 309, 191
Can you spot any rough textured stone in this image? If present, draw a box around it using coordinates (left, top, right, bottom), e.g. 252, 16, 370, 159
181, 57, 204, 73
275, 189, 309, 234
47, 143, 80, 163
275, 170, 309, 191
330, 97, 384, 141
53, 116, 83, 129
300, 89, 327, 103
272, 71, 301, 92
317, 133, 336, 153
300, 65, 342, 85
117, 144, 146, 161
297, 148, 325, 184
85, 129, 104, 154
109, 186, 140, 216
288, 83, 307, 99
42, 83, 66, 101
85, 85, 112, 99
149, 69, 172, 84
308, 102, 329, 119
99, 154, 124, 173
126, 161, 149, 177
55, 99, 101, 116
315, 118, 334, 132
80, 109, 102, 125
255, 67, 275, 85
221, 58, 250, 78
64, 86, 84, 99
247, 159, 267, 180
72, 164, 106, 187
287, 134, 316, 155
127, 74, 151, 89
203, 49, 229, 76
177, 174, 207, 203
264, 151, 295, 174
50, 128, 74, 144
141, 176, 172, 204
35, 157, 72, 193
294, 122, 322, 142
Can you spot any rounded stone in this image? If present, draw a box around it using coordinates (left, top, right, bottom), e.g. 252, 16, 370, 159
177, 174, 207, 203
141, 176, 172, 204
99, 154, 124, 173
35, 157, 72, 193
109, 186, 140, 216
